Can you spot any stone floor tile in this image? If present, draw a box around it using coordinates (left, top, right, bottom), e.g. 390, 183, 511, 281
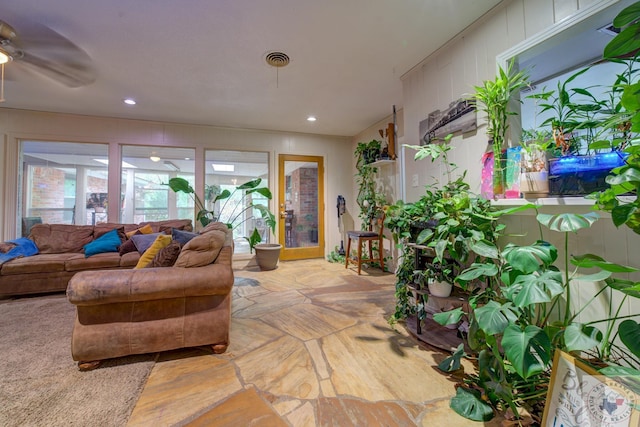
182, 388, 287, 427
285, 401, 316, 427
127, 350, 242, 426
228, 316, 285, 357
234, 334, 320, 399
261, 303, 356, 341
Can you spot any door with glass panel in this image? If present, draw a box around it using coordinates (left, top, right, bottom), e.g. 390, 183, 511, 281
278, 154, 324, 260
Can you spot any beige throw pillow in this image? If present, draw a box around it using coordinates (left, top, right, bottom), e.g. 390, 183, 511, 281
174, 229, 225, 268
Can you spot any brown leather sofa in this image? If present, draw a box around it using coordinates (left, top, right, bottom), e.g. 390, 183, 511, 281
66, 222, 234, 369
0, 219, 192, 297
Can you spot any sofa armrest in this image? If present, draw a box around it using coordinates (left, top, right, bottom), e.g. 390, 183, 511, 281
67, 263, 234, 306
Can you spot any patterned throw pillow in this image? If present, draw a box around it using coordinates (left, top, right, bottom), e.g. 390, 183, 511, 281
146, 241, 182, 268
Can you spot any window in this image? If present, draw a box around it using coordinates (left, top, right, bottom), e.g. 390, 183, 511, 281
205, 150, 269, 253
20, 141, 109, 229
121, 146, 195, 224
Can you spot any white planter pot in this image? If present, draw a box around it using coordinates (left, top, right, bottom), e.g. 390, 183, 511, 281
427, 279, 453, 297
254, 243, 282, 271
520, 171, 549, 198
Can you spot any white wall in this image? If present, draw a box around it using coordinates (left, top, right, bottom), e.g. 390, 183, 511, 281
0, 108, 353, 256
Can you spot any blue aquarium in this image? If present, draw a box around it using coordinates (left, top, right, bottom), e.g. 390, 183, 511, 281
548, 152, 628, 196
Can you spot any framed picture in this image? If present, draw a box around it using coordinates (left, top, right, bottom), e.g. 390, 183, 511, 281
542, 351, 639, 427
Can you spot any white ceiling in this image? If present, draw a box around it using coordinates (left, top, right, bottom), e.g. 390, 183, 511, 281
1, 0, 502, 137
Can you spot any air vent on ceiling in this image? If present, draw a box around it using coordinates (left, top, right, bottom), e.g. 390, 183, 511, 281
598, 23, 621, 37
265, 51, 290, 67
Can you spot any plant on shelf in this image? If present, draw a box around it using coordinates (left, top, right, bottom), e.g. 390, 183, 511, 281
473, 59, 530, 198
355, 139, 382, 166
595, 1, 640, 234
167, 177, 276, 252
433, 208, 640, 422
519, 129, 552, 197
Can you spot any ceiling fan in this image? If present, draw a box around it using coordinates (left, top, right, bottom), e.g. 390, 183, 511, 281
0, 18, 95, 88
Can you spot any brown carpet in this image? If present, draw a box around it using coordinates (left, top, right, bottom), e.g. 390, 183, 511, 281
0, 294, 155, 427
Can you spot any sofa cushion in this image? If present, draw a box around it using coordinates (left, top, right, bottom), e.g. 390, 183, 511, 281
125, 224, 153, 239
29, 224, 94, 254
146, 241, 181, 268
118, 232, 140, 255
0, 253, 72, 275
65, 253, 122, 272
172, 228, 198, 245
93, 225, 126, 241
120, 251, 141, 267
131, 233, 164, 254
135, 234, 172, 269
174, 230, 225, 268
83, 229, 122, 257
141, 219, 193, 233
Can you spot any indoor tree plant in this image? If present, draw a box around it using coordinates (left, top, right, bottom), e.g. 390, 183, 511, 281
167, 177, 276, 253
473, 59, 530, 198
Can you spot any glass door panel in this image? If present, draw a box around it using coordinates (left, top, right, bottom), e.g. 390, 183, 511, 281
278, 154, 324, 260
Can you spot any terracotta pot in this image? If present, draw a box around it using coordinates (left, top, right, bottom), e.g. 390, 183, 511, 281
254, 243, 282, 271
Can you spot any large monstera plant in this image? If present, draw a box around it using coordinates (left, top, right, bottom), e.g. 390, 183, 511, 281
167, 177, 276, 252
434, 208, 640, 422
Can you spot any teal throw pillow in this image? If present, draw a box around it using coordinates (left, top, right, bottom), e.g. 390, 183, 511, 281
172, 228, 198, 245
84, 229, 122, 257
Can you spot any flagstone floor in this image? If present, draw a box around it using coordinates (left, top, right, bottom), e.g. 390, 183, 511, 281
126, 258, 500, 426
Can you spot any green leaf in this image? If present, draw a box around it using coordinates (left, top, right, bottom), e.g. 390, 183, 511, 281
457, 263, 499, 281
213, 189, 232, 203
612, 204, 636, 228
470, 240, 499, 259
622, 81, 640, 111
474, 301, 518, 335
571, 254, 638, 273
502, 325, 552, 379
433, 307, 464, 326
564, 323, 603, 352
509, 271, 563, 307
449, 387, 494, 422
608, 167, 640, 185
237, 178, 262, 190
606, 22, 640, 59
537, 212, 599, 232
416, 228, 433, 245
619, 320, 640, 359
613, 2, 640, 27
167, 177, 194, 194
606, 278, 640, 298
437, 343, 465, 372
503, 241, 557, 273
247, 186, 273, 199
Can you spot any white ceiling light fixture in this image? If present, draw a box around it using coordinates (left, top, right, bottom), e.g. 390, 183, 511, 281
307, 116, 317, 122
0, 50, 9, 64
149, 155, 161, 162
124, 98, 136, 105
212, 163, 234, 172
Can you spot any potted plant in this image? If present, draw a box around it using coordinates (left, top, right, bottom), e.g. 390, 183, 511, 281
433, 208, 640, 423
473, 60, 530, 199
519, 129, 552, 197
167, 177, 276, 254
355, 139, 382, 166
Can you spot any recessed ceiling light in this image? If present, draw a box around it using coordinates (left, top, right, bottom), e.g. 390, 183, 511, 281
212, 163, 234, 172
307, 116, 317, 122
123, 98, 136, 105
149, 156, 161, 162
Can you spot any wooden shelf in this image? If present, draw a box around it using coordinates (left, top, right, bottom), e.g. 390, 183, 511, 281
369, 159, 395, 166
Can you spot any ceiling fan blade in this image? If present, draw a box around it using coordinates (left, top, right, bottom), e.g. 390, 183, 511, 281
16, 50, 95, 88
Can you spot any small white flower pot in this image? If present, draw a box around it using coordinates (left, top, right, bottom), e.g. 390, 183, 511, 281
427, 279, 453, 297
